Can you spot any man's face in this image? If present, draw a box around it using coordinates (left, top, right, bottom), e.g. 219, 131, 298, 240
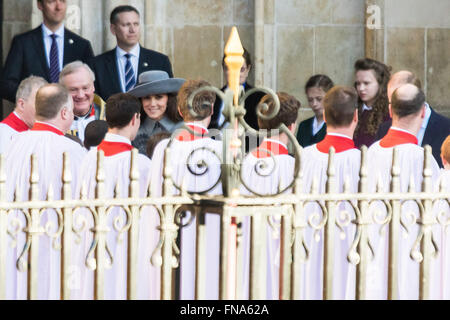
110, 11, 141, 49
37, 0, 67, 26
61, 68, 95, 117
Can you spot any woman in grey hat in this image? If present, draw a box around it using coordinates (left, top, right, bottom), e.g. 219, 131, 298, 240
128, 70, 185, 154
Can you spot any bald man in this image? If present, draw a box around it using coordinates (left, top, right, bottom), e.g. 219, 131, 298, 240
4, 83, 86, 300
376, 70, 450, 167
366, 84, 441, 300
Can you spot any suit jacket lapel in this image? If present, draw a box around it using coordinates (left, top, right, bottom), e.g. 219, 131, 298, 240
31, 26, 51, 80
138, 46, 150, 75
63, 29, 76, 66
421, 108, 436, 147
105, 49, 122, 93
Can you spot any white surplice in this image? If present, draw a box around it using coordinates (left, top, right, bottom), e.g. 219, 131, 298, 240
366, 127, 441, 300
4, 122, 86, 300
75, 133, 157, 300
239, 139, 295, 300
299, 133, 361, 300
150, 123, 223, 300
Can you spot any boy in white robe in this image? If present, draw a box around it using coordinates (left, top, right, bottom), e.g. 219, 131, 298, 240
300, 86, 361, 300
151, 79, 222, 300
367, 84, 441, 299
239, 92, 301, 300
76, 93, 156, 300
0, 76, 47, 154
4, 84, 86, 300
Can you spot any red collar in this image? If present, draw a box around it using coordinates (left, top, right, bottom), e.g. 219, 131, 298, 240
252, 140, 289, 158
379, 128, 418, 148
316, 134, 356, 154
175, 124, 208, 142
97, 140, 133, 156
1, 113, 29, 132
74, 104, 96, 121
31, 122, 64, 136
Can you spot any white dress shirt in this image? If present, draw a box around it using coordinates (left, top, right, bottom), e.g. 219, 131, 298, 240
417, 102, 432, 146
116, 44, 140, 92
42, 23, 64, 72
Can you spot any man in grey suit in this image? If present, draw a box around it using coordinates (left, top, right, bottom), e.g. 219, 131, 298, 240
0, 0, 94, 104
90, 5, 173, 102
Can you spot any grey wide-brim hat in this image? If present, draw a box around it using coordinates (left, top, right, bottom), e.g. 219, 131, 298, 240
127, 70, 185, 98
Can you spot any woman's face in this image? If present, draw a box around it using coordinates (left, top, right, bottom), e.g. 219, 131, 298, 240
141, 94, 168, 121
355, 69, 380, 107
306, 86, 326, 118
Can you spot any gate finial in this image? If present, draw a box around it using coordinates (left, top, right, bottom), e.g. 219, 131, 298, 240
224, 27, 244, 106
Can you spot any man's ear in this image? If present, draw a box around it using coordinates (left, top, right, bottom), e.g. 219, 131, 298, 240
420, 104, 426, 119
110, 24, 116, 36
388, 104, 393, 118
322, 110, 326, 123
178, 106, 183, 118
16, 98, 25, 112
353, 109, 358, 123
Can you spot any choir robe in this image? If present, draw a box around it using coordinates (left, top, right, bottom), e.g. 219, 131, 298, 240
76, 133, 156, 300
299, 133, 361, 300
239, 139, 295, 300
366, 127, 441, 300
0, 112, 29, 154
150, 123, 223, 300
434, 170, 450, 299
4, 122, 86, 300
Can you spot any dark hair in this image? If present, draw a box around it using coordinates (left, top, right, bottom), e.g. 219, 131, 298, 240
305, 74, 334, 93
105, 93, 141, 129
110, 5, 140, 24
35, 84, 71, 120
140, 93, 181, 124
146, 132, 171, 159
257, 92, 301, 130
222, 47, 252, 69
391, 86, 425, 118
323, 86, 358, 127
84, 120, 108, 150
354, 58, 391, 136
177, 79, 216, 121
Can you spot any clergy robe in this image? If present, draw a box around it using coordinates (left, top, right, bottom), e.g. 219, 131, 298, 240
299, 133, 361, 300
4, 122, 86, 300
76, 133, 156, 300
150, 123, 223, 300
366, 127, 441, 300
0, 112, 29, 154
239, 139, 295, 300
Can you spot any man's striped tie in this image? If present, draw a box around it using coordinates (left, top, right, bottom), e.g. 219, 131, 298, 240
49, 34, 60, 83
124, 53, 136, 92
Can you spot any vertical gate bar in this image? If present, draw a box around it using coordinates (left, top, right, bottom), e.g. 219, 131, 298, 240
323, 148, 337, 300
235, 216, 245, 300
250, 209, 266, 299
94, 150, 107, 300
279, 205, 292, 300
127, 149, 139, 300
219, 205, 231, 300
356, 146, 369, 300
292, 170, 306, 300
61, 153, 72, 300
388, 147, 401, 300
0, 155, 6, 299
419, 146, 433, 300
28, 154, 40, 300
195, 209, 206, 299
161, 147, 176, 300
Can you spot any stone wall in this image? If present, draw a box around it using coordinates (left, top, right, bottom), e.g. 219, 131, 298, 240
2, 0, 450, 119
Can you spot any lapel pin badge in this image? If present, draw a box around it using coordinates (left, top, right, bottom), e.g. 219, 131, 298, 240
69, 39, 74, 44
143, 62, 148, 67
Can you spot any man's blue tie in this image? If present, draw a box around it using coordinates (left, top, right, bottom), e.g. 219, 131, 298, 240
124, 53, 136, 92
49, 34, 60, 83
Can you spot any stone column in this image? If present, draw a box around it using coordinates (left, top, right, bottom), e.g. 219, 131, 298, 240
365, 0, 385, 62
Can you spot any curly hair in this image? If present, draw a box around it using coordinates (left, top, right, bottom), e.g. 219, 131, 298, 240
258, 92, 301, 130
354, 58, 391, 136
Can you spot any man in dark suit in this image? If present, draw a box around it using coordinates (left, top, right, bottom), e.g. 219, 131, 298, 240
90, 5, 173, 102
210, 48, 264, 131
0, 0, 94, 103
375, 70, 450, 168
